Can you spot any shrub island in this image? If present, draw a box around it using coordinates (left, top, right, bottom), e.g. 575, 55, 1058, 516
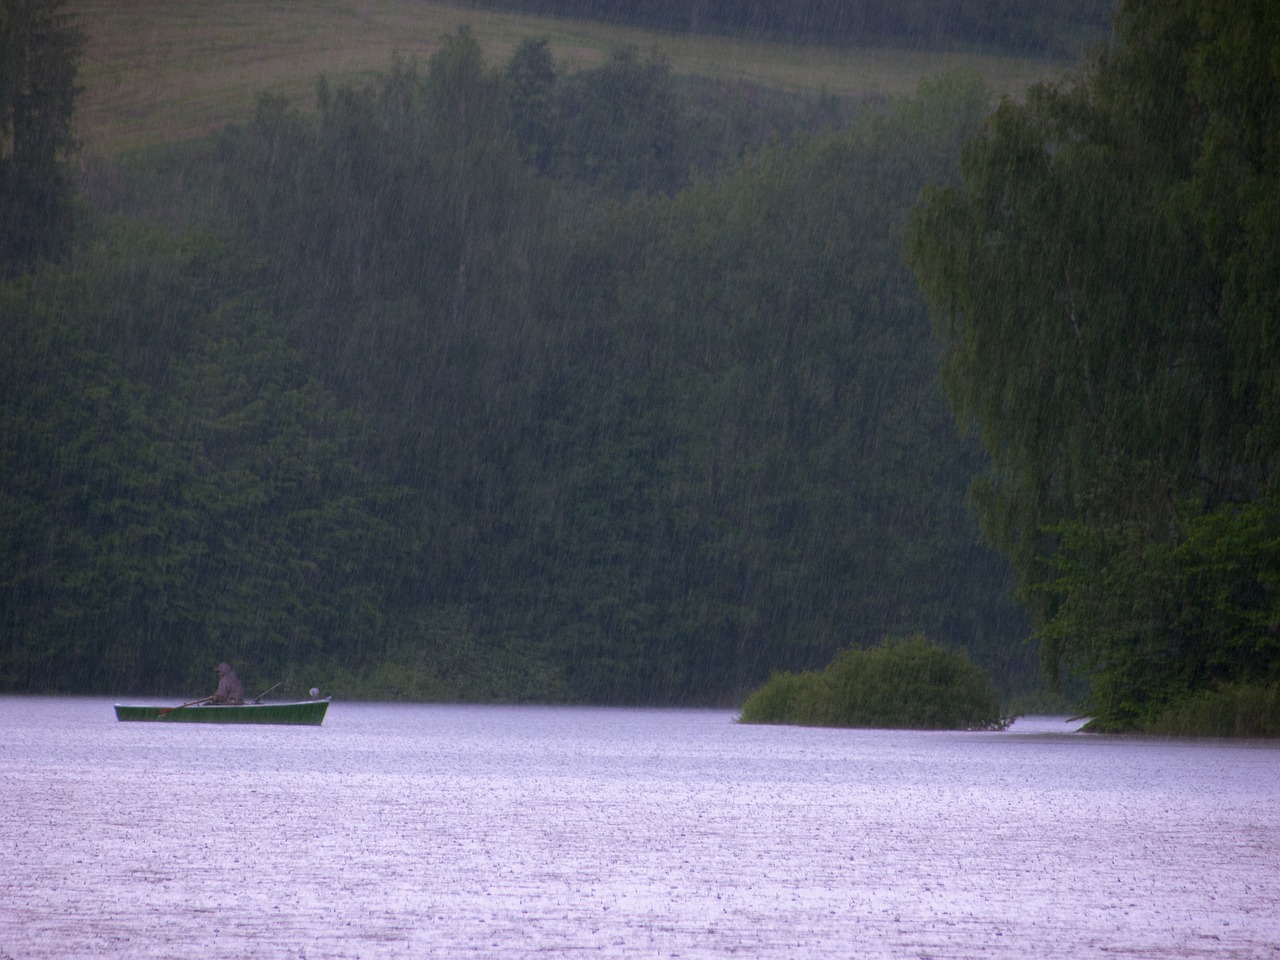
739, 633, 1009, 730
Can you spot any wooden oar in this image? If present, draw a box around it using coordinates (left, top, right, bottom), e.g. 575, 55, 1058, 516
157, 697, 209, 716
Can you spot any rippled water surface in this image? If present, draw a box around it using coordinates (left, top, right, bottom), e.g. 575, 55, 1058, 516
2, 698, 1278, 958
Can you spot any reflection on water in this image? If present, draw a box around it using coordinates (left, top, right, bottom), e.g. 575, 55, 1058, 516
2, 698, 1277, 959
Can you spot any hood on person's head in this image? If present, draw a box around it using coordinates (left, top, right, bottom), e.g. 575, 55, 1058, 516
216, 662, 232, 675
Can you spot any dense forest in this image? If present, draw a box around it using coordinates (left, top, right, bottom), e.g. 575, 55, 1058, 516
2, 1, 1037, 705
6, 0, 1273, 729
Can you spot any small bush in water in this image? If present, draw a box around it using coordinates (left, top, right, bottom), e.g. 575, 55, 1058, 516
739, 633, 1007, 730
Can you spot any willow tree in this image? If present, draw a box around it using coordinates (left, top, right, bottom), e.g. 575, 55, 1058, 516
905, 0, 1279, 728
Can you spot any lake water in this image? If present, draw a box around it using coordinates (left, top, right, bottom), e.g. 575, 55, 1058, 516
2, 698, 1277, 959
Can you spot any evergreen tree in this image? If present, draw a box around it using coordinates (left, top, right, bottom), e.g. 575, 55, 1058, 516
506, 36, 558, 173
553, 45, 685, 195
0, 0, 81, 272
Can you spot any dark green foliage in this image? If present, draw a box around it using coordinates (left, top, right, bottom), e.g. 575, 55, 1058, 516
905, 0, 1280, 731
506, 36, 558, 173
0, 0, 82, 272
552, 45, 686, 196
2, 34, 1036, 703
739, 634, 1007, 729
0, 230, 407, 693
1138, 683, 1280, 739
1040, 500, 1280, 729
736, 670, 811, 724
564, 72, 1029, 700
506, 41, 866, 193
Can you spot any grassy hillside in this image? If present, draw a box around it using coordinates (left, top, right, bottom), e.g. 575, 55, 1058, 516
71, 0, 1077, 155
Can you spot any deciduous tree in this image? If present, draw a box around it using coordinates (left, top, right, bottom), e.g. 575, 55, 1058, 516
906, 0, 1280, 727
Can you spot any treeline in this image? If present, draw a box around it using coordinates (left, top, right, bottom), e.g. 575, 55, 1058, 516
2, 23, 1035, 703
907, 0, 1280, 731
467, 0, 1115, 57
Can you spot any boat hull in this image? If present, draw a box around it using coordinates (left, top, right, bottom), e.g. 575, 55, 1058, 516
114, 699, 330, 725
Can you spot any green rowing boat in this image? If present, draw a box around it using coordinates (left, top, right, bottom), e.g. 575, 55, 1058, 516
114, 699, 330, 725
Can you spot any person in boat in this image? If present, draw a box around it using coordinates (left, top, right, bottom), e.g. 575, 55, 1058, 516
208, 662, 245, 704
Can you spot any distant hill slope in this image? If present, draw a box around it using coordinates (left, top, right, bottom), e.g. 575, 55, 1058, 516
70, 0, 1084, 155
468, 0, 1115, 57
